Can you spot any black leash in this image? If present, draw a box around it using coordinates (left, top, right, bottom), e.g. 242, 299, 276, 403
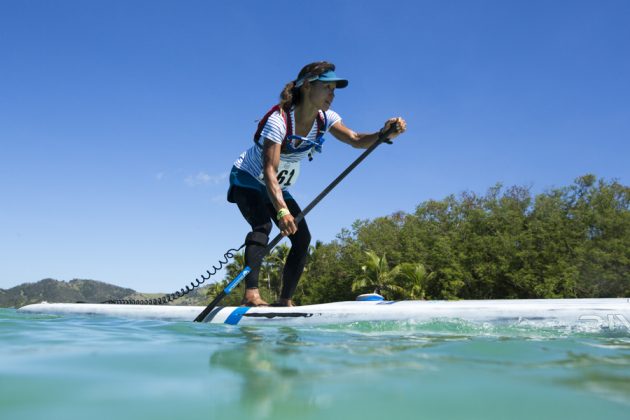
193, 126, 397, 322
102, 245, 245, 305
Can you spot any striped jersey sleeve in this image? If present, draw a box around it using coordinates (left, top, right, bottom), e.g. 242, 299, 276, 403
324, 109, 342, 131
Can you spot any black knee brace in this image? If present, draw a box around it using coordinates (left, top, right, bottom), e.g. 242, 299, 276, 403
245, 231, 269, 247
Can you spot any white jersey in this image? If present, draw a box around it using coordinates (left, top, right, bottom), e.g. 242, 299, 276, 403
234, 108, 341, 189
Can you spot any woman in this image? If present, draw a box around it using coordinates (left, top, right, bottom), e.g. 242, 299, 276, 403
228, 61, 406, 307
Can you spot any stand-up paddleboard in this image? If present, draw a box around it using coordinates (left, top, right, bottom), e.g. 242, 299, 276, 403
17, 298, 630, 328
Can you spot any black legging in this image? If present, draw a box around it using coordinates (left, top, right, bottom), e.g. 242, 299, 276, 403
230, 185, 311, 299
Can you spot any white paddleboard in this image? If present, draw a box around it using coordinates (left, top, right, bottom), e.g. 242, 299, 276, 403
17, 298, 630, 328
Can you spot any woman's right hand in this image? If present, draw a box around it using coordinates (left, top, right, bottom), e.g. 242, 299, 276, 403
278, 213, 298, 236
380, 117, 407, 140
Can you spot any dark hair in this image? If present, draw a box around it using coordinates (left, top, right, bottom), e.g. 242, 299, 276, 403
278, 61, 336, 112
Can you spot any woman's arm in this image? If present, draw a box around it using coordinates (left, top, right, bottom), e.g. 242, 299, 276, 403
329, 117, 407, 149
262, 139, 298, 236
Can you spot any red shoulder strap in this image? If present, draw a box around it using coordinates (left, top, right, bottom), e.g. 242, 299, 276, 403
316, 110, 326, 136
253, 105, 291, 146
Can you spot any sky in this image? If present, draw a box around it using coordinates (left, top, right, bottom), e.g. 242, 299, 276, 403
1, 0, 629, 292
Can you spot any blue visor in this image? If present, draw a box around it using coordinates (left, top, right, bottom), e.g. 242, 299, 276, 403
296, 69, 348, 89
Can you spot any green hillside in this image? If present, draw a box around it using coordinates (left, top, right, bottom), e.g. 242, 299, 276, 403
0, 278, 211, 308
0, 279, 135, 308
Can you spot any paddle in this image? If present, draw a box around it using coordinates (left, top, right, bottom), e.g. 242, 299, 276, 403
194, 125, 398, 322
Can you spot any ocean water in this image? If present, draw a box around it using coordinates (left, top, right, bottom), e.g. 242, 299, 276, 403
1, 308, 629, 420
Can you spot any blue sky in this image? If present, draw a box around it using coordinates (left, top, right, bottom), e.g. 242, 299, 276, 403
1, 0, 629, 291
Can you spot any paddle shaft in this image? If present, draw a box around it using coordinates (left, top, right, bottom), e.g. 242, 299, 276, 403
194, 127, 396, 322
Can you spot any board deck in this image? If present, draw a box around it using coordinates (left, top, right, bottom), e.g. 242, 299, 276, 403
17, 298, 630, 328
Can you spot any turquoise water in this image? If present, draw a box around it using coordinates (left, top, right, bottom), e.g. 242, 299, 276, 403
1, 308, 629, 420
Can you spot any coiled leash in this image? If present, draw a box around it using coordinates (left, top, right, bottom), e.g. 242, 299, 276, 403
102, 245, 245, 305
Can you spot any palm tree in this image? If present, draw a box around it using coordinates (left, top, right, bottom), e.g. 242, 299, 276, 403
258, 260, 274, 300
261, 243, 291, 300
398, 262, 428, 300
352, 250, 405, 298
225, 251, 246, 279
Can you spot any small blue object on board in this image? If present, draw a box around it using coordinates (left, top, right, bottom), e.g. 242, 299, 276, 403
356, 293, 385, 301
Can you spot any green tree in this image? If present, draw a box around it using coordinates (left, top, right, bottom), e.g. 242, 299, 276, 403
397, 262, 429, 300
352, 251, 404, 299
295, 239, 360, 304
215, 175, 629, 304
260, 243, 290, 301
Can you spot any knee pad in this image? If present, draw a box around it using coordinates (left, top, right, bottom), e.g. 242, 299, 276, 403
246, 231, 269, 247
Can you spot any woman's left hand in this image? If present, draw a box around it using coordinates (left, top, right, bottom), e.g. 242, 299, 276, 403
380, 117, 407, 141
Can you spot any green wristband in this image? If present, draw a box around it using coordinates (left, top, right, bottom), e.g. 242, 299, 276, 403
277, 208, 291, 221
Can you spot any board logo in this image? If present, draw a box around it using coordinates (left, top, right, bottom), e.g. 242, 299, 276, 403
578, 313, 630, 330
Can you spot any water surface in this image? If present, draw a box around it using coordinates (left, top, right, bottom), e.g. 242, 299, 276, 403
1, 308, 629, 419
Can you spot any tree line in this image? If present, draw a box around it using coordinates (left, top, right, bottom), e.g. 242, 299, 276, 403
208, 175, 629, 305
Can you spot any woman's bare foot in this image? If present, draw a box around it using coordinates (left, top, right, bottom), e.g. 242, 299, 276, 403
241, 288, 269, 307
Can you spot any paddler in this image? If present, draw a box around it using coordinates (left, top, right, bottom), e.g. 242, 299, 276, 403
227, 61, 406, 306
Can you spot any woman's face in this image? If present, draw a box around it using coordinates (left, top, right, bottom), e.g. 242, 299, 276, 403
305, 81, 336, 110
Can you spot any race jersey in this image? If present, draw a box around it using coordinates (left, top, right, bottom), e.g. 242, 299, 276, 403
233, 108, 342, 190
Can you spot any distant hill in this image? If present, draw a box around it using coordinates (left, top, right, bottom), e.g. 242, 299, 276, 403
0, 278, 211, 308
0, 278, 136, 308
